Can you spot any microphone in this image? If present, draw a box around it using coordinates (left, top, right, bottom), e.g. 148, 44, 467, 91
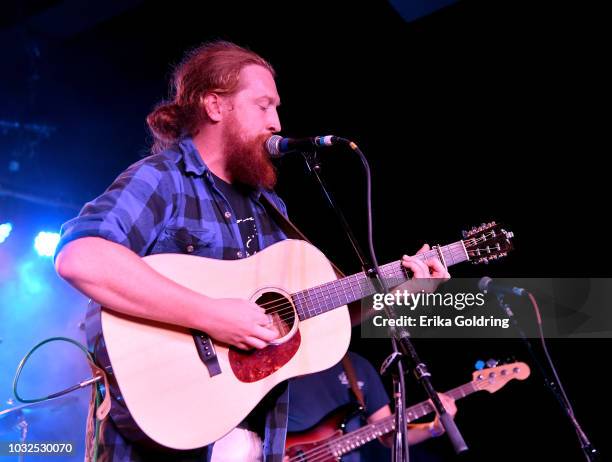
478, 277, 527, 297
265, 135, 348, 158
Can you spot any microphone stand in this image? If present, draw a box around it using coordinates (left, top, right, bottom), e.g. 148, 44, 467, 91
494, 293, 599, 461
301, 148, 468, 460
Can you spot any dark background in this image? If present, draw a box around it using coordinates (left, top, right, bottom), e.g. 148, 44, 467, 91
0, 1, 608, 460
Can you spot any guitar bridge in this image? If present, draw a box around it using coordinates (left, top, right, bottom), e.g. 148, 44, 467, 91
192, 331, 221, 377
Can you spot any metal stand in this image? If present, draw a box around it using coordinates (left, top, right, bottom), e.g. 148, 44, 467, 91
302, 149, 468, 460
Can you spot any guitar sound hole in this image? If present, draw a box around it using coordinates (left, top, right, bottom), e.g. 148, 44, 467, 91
255, 291, 296, 337
228, 289, 301, 381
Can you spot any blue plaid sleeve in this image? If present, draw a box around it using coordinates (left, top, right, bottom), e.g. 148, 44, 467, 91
55, 157, 176, 260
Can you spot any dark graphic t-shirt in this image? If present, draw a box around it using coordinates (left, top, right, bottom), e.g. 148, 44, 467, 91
212, 173, 261, 257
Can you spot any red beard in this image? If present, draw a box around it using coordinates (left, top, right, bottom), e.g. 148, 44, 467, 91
222, 120, 277, 190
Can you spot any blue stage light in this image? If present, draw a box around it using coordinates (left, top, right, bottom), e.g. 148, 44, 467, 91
0, 222, 12, 244
33, 231, 60, 257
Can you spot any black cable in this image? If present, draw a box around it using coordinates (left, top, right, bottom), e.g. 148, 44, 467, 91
12, 336, 104, 462
345, 140, 410, 461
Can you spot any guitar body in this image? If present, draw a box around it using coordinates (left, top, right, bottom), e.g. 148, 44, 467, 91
98, 239, 351, 449
285, 405, 361, 462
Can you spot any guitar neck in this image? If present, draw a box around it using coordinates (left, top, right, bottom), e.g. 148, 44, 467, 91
329, 381, 478, 456
294, 240, 469, 321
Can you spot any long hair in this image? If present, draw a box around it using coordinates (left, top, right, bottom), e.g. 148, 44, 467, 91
146, 41, 275, 154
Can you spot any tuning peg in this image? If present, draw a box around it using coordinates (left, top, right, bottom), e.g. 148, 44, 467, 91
474, 360, 485, 371
486, 359, 499, 368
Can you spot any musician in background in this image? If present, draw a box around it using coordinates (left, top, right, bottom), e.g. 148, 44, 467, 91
54, 40, 449, 462
287, 352, 457, 461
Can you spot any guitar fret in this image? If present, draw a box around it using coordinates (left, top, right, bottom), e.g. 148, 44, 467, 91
317, 286, 324, 315
322, 284, 330, 313
348, 274, 358, 302
446, 246, 455, 265
292, 292, 304, 319
342, 278, 352, 304
459, 239, 470, 260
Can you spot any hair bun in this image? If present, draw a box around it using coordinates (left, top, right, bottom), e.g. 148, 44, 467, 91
146, 102, 184, 143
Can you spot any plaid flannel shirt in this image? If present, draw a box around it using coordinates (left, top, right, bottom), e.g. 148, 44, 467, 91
57, 137, 290, 462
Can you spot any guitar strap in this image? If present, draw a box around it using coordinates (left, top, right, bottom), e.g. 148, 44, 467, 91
260, 194, 367, 412
341, 354, 367, 412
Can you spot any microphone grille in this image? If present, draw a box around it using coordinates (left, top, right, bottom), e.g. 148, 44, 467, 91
266, 135, 283, 158
478, 276, 493, 293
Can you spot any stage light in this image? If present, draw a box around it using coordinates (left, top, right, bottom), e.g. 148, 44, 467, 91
0, 222, 12, 244
33, 231, 60, 257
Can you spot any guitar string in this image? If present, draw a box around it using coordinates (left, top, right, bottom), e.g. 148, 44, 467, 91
288, 402, 442, 462
254, 239, 498, 315
254, 267, 445, 325
254, 247, 443, 310
247, 250, 472, 324
291, 371, 526, 462
250, 265, 406, 325
225, 240, 504, 327
250, 262, 412, 321
286, 397, 451, 462
249, 246, 455, 321
287, 416, 397, 462
288, 380, 516, 462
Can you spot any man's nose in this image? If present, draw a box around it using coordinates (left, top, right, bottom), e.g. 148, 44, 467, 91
268, 109, 281, 133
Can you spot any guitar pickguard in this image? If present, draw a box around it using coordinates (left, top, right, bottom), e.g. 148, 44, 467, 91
229, 331, 301, 382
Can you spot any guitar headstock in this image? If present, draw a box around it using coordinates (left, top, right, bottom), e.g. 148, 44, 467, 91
462, 221, 514, 264
471, 361, 530, 393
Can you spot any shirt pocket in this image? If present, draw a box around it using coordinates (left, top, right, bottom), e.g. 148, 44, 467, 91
152, 226, 219, 257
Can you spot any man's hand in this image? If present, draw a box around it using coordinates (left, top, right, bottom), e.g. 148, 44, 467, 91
401, 244, 450, 279
203, 298, 280, 350
397, 244, 450, 294
367, 391, 458, 447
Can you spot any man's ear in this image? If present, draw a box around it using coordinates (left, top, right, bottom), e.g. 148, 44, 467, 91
201, 93, 223, 122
